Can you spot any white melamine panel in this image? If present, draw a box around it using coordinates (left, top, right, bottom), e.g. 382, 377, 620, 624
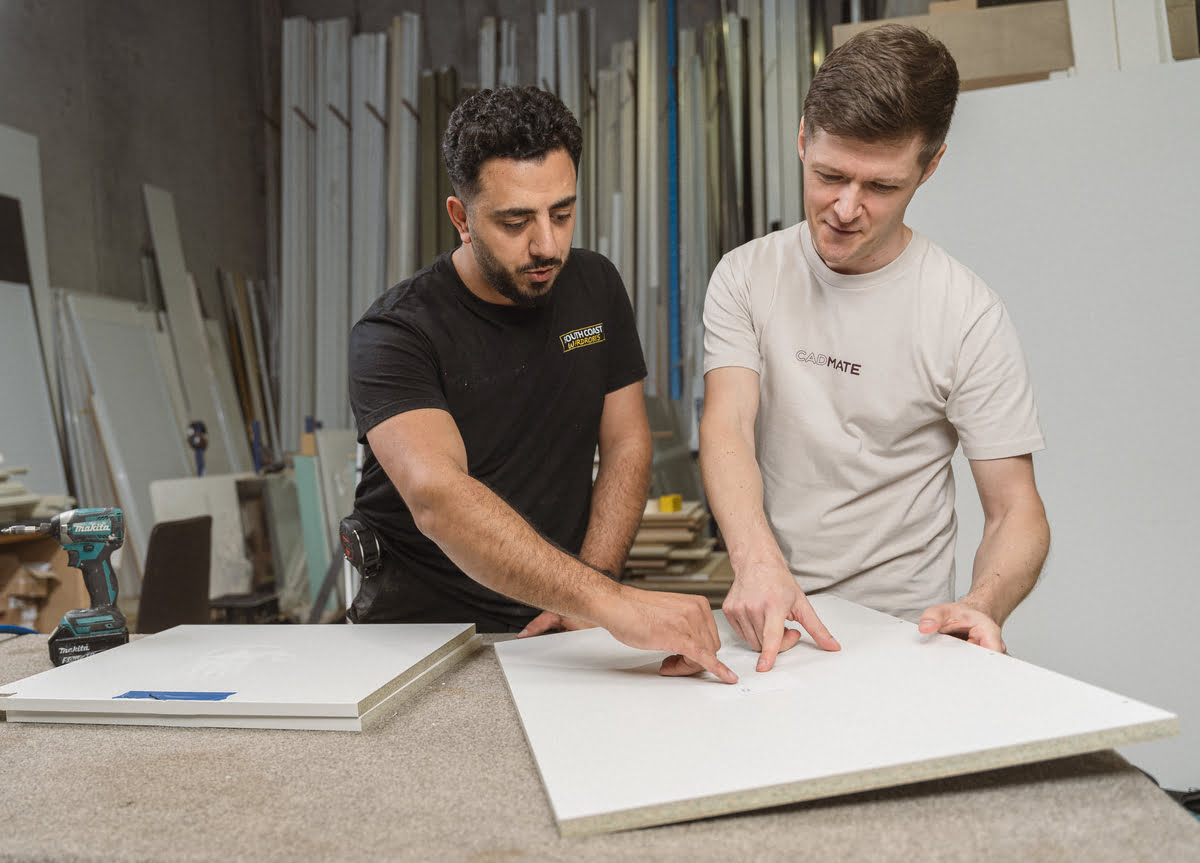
499, 19, 518, 86
147, 310, 190, 443
55, 291, 119, 523
386, 13, 421, 286
351, 32, 388, 322
614, 39, 637, 298
479, 16, 497, 90
494, 595, 1175, 837
314, 428, 357, 567
281, 17, 317, 454
761, 0, 782, 231
143, 184, 250, 474
0, 282, 68, 495
776, 0, 803, 228
203, 315, 249, 465
315, 19, 352, 431
64, 293, 194, 578
0, 125, 56, 424
1, 623, 476, 732
739, 0, 765, 238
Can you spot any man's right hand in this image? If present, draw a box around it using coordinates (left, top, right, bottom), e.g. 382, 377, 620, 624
599, 586, 739, 684
722, 564, 841, 671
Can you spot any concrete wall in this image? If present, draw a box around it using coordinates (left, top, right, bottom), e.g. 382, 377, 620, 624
0, 1, 268, 315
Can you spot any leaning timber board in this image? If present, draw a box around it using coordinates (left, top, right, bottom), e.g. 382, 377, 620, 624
1, 623, 476, 732
493, 595, 1177, 837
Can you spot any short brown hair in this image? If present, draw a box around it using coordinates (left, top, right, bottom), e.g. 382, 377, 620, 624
803, 24, 958, 166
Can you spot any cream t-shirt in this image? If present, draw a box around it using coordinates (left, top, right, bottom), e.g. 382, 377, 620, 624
703, 222, 1045, 621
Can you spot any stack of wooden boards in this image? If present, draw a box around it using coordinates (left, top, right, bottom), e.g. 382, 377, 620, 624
621, 499, 733, 606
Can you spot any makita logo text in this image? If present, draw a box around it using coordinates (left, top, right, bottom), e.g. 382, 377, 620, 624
73, 522, 111, 533
794, 349, 862, 376
560, 323, 605, 352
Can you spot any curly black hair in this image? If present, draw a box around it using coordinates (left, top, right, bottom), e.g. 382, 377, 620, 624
442, 86, 583, 202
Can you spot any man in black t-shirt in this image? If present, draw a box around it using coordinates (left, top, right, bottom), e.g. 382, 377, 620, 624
347, 86, 735, 684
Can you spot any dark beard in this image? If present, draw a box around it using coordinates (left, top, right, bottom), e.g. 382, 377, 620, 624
473, 235, 561, 308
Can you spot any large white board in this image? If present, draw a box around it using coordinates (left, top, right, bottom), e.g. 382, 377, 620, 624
64, 292, 194, 575
905, 58, 1200, 790
0, 281, 68, 495
0, 125, 56, 425
1, 623, 476, 732
494, 596, 1176, 837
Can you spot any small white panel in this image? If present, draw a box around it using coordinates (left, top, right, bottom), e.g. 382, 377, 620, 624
1, 623, 475, 731
494, 596, 1176, 836
149, 474, 255, 598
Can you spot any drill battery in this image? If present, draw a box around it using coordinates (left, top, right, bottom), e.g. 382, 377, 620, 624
48, 628, 129, 666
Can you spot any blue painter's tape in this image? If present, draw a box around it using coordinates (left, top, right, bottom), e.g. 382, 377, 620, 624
114, 691, 236, 701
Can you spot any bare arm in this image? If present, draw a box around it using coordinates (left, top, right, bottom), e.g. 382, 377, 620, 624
699, 367, 840, 671
918, 454, 1049, 652
521, 381, 651, 635
579, 381, 653, 574
368, 408, 736, 681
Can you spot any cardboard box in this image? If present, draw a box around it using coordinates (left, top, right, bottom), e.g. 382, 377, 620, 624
1168, 0, 1199, 60
833, 1, 1074, 91
0, 535, 91, 632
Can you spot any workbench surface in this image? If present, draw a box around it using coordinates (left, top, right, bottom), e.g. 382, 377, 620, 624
1, 631, 1196, 862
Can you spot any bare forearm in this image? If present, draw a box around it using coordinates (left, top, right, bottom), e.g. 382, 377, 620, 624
963, 503, 1050, 626
579, 438, 652, 576
412, 472, 621, 622
699, 420, 788, 574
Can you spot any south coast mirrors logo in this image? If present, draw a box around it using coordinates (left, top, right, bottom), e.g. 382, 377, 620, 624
560, 323, 606, 353
794, 348, 862, 376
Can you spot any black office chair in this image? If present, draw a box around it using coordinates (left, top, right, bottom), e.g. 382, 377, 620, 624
136, 515, 213, 634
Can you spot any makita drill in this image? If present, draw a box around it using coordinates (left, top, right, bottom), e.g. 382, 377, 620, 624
1, 507, 129, 665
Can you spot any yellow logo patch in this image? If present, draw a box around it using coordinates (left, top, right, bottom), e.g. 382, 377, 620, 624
560, 323, 606, 353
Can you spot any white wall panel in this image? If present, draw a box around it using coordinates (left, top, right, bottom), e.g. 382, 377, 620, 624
906, 59, 1200, 790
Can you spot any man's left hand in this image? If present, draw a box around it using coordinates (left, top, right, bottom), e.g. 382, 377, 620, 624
517, 611, 596, 638
918, 602, 1006, 653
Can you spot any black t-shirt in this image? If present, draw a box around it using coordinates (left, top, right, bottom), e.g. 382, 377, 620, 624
348, 248, 646, 627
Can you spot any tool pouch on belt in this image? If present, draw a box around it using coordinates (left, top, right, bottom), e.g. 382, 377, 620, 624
339, 516, 381, 579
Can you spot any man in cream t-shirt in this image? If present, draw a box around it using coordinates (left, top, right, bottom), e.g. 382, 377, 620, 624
700, 24, 1050, 671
